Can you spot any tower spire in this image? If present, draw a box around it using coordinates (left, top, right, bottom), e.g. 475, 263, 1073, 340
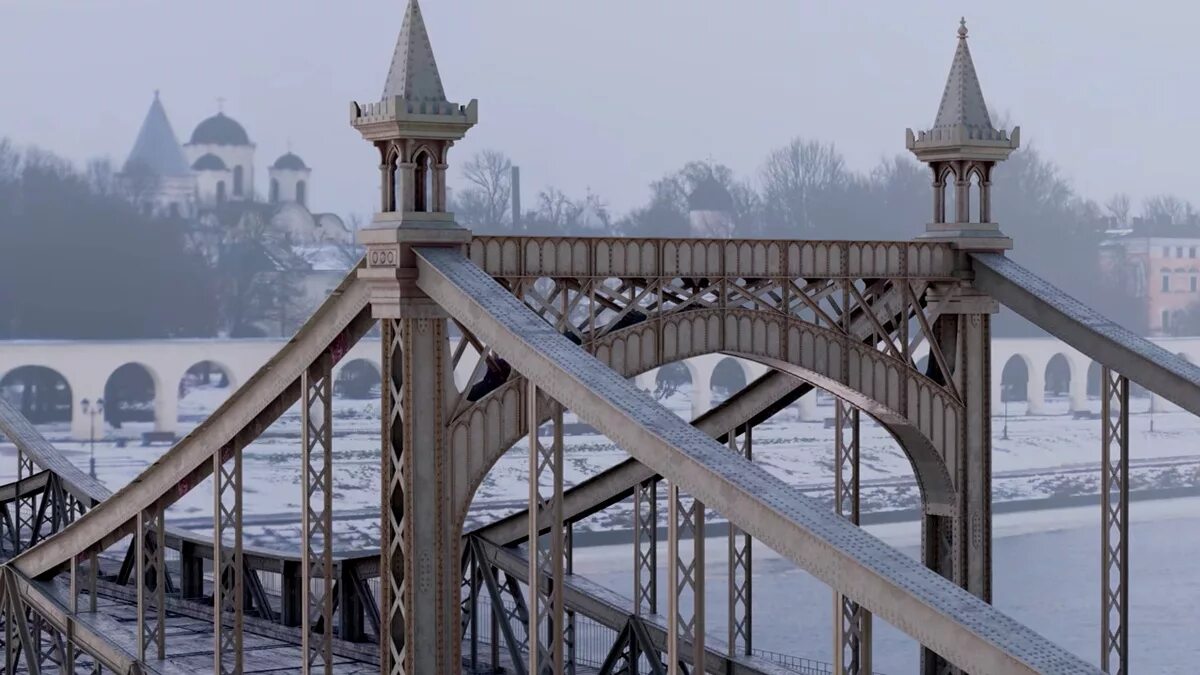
381, 0, 447, 102
123, 92, 191, 177
906, 19, 1019, 251
932, 17, 994, 132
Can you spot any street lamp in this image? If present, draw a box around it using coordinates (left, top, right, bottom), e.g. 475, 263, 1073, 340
1002, 384, 1010, 440
80, 398, 104, 479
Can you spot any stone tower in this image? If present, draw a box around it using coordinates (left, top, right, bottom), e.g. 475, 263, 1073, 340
120, 92, 196, 218
907, 19, 1019, 250
354, 0, 478, 317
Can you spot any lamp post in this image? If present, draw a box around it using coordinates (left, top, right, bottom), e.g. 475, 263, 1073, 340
81, 398, 104, 479
1002, 385, 1010, 440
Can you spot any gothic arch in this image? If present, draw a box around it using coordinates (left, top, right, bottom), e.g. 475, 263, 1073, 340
413, 147, 434, 212
447, 308, 961, 533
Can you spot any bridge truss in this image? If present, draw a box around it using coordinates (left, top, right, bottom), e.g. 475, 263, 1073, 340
0, 232, 1193, 674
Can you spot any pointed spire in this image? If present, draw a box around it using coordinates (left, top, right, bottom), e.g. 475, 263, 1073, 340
381, 0, 448, 102
123, 92, 191, 177
932, 17, 995, 132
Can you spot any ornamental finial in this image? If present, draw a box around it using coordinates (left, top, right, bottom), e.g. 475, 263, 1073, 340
958, 17, 968, 39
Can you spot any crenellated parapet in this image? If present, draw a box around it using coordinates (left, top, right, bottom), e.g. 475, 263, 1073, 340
349, 96, 478, 140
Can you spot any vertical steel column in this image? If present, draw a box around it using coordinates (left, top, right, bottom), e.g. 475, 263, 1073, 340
565, 522, 577, 675
667, 482, 704, 675
301, 357, 335, 675
1100, 368, 1129, 675
633, 473, 662, 614
527, 383, 566, 675
136, 503, 165, 662
88, 550, 97, 613
66, 555, 76, 673
15, 450, 34, 552
727, 425, 752, 656
2, 573, 11, 675
213, 440, 243, 675
633, 478, 658, 616
833, 401, 871, 675
379, 319, 404, 675
380, 317, 458, 674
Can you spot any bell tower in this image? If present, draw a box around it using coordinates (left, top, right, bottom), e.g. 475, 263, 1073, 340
353, 0, 478, 317
907, 18, 1019, 250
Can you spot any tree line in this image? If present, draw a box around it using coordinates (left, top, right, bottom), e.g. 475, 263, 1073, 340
451, 138, 1172, 336
0, 140, 313, 340
1, 130, 1188, 339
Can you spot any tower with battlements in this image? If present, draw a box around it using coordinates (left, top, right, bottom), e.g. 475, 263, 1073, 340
907, 19, 1019, 251
353, 0, 478, 318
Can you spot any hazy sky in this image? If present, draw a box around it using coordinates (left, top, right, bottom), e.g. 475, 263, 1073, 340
3, 1, 1197, 224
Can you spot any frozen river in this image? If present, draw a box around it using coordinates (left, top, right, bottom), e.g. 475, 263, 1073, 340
572, 496, 1200, 674
3, 383, 1199, 671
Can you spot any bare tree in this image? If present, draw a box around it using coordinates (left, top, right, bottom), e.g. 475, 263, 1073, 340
1142, 194, 1196, 225
1105, 193, 1131, 227
760, 139, 849, 233
534, 187, 580, 229
85, 158, 118, 197
457, 149, 513, 231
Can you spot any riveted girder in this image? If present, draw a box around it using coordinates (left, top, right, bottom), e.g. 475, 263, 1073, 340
415, 246, 1101, 675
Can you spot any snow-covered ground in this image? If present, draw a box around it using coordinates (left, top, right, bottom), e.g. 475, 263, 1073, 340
2, 381, 1198, 551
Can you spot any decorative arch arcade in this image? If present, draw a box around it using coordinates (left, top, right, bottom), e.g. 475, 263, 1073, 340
0, 365, 73, 425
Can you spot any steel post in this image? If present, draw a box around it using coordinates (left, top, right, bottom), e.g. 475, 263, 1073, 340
527, 383, 566, 675
667, 482, 704, 675
634, 477, 658, 617
833, 401, 871, 674
214, 440, 243, 675
1100, 368, 1129, 675
728, 424, 752, 656
137, 504, 165, 662
301, 358, 335, 674
380, 317, 459, 674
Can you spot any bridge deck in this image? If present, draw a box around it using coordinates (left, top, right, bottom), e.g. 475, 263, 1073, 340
10, 582, 376, 675
415, 246, 1101, 675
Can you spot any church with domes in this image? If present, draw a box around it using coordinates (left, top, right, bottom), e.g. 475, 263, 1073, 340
119, 94, 331, 235
118, 93, 353, 335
